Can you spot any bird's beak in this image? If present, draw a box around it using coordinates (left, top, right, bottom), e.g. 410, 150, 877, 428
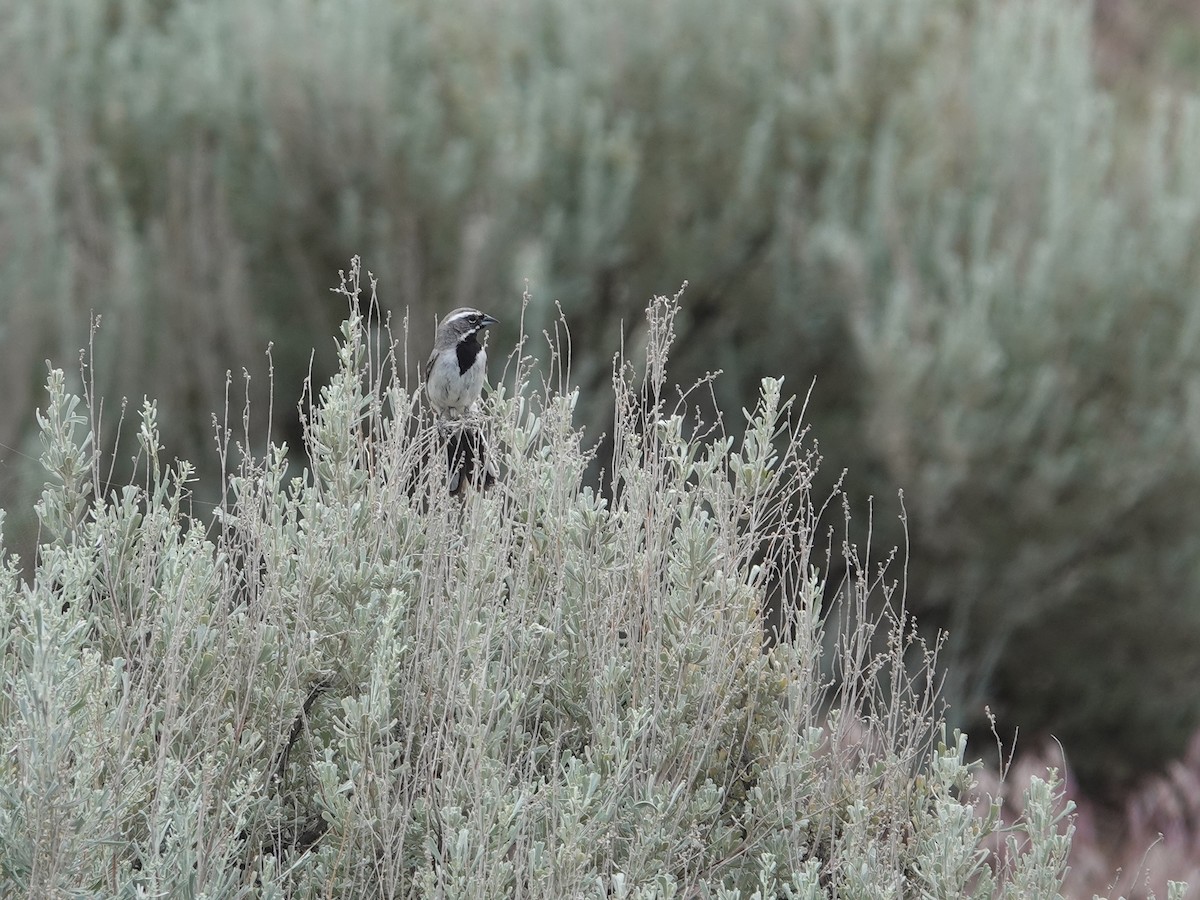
481, 314, 499, 328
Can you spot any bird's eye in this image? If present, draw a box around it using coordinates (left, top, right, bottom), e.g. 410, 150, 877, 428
469, 314, 480, 324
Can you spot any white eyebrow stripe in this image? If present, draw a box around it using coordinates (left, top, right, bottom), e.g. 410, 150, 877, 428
445, 309, 480, 324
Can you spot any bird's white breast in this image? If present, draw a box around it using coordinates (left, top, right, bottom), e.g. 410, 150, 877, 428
428, 348, 487, 417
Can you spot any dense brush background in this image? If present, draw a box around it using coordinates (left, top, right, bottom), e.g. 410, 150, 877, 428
2, 0, 1200, 894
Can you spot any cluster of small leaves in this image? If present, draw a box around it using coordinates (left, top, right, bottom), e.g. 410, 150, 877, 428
0, 259, 1103, 897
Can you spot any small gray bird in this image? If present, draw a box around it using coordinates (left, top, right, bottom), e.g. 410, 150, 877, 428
425, 307, 498, 418
426, 307, 499, 493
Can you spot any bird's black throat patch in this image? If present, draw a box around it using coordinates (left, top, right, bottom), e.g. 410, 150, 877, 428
456, 333, 482, 375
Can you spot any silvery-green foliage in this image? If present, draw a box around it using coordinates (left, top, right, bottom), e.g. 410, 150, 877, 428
998, 771, 1075, 900
0, 258, 1110, 897
818, 0, 1200, 782
4, 0, 1199, 788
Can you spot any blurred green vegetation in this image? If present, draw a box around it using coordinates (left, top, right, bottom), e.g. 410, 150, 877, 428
2, 0, 1200, 795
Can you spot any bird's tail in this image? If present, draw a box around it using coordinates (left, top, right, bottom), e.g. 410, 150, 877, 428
444, 424, 498, 495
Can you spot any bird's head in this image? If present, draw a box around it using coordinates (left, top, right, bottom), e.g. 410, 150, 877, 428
437, 308, 499, 347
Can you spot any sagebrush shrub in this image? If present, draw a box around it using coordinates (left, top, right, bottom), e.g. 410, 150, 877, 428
0, 259, 1110, 897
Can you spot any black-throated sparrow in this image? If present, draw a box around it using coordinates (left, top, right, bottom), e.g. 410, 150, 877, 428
426, 307, 499, 494
426, 307, 498, 417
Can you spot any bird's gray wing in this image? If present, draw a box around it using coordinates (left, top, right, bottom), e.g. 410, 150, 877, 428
424, 349, 438, 381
